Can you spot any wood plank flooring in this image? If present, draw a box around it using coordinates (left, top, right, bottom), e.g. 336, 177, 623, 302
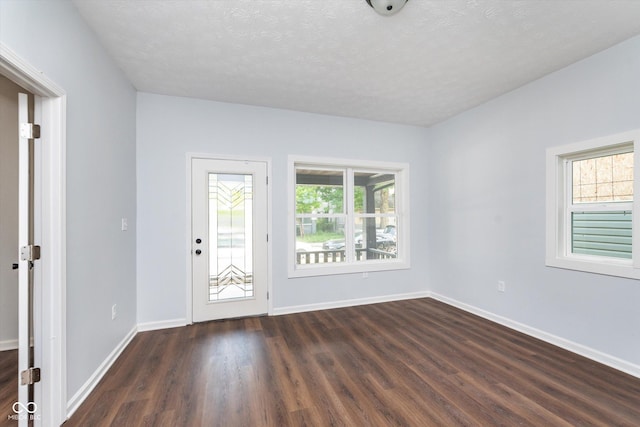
64, 299, 640, 426
0, 350, 17, 427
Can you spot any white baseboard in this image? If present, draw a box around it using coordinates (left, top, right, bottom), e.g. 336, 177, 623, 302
137, 318, 188, 332
66, 326, 137, 417
0, 339, 18, 351
430, 293, 640, 379
272, 291, 431, 316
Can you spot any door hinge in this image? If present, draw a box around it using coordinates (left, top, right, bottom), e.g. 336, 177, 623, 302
20, 245, 41, 262
20, 123, 41, 139
266, 176, 269, 185
267, 292, 269, 300
21, 367, 41, 385
266, 234, 269, 242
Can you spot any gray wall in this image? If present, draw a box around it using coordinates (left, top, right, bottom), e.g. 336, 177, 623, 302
0, 75, 22, 349
427, 36, 640, 366
136, 93, 430, 323
0, 0, 138, 398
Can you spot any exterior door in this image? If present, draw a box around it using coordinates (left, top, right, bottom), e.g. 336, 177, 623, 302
191, 158, 268, 322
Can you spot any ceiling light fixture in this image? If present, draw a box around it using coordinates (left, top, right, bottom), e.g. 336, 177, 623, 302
365, 0, 408, 16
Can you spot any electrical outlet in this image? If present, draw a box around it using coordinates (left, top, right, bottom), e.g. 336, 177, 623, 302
121, 218, 128, 231
498, 281, 506, 292
111, 304, 117, 320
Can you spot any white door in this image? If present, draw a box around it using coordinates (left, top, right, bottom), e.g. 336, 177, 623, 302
191, 158, 268, 322
17, 92, 39, 425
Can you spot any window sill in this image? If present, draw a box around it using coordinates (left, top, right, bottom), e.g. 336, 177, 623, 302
288, 260, 410, 278
546, 256, 640, 280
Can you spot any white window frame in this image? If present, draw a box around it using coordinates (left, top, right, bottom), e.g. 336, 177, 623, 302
546, 129, 640, 279
288, 156, 410, 278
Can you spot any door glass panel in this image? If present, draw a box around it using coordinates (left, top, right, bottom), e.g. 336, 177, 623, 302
208, 173, 254, 301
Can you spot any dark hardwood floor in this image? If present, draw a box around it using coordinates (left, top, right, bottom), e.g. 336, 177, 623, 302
65, 298, 640, 426
0, 349, 17, 427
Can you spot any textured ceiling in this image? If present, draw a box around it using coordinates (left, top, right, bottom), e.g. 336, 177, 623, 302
73, 0, 640, 127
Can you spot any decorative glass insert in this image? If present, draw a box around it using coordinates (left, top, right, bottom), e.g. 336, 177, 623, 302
208, 173, 254, 301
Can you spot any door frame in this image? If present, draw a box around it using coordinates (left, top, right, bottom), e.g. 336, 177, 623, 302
186, 153, 273, 323
1, 44, 67, 426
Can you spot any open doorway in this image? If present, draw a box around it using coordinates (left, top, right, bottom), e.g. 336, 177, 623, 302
0, 44, 66, 426
0, 74, 34, 425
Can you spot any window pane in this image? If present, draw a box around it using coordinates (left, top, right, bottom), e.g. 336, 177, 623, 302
571, 211, 632, 259
296, 168, 344, 214
295, 219, 346, 265
354, 172, 396, 214
354, 217, 397, 261
352, 172, 397, 261
572, 152, 633, 203
291, 159, 408, 276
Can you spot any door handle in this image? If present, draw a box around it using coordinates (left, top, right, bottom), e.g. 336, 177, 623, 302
12, 263, 19, 270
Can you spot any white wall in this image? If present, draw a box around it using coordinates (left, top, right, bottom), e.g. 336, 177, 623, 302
427, 36, 640, 367
0, 0, 137, 399
136, 93, 430, 324
5, 0, 637, 408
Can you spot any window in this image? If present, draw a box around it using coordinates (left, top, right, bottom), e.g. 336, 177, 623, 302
546, 130, 640, 279
289, 156, 409, 277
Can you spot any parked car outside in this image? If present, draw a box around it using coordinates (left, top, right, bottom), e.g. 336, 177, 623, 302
323, 233, 362, 250
323, 226, 396, 251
